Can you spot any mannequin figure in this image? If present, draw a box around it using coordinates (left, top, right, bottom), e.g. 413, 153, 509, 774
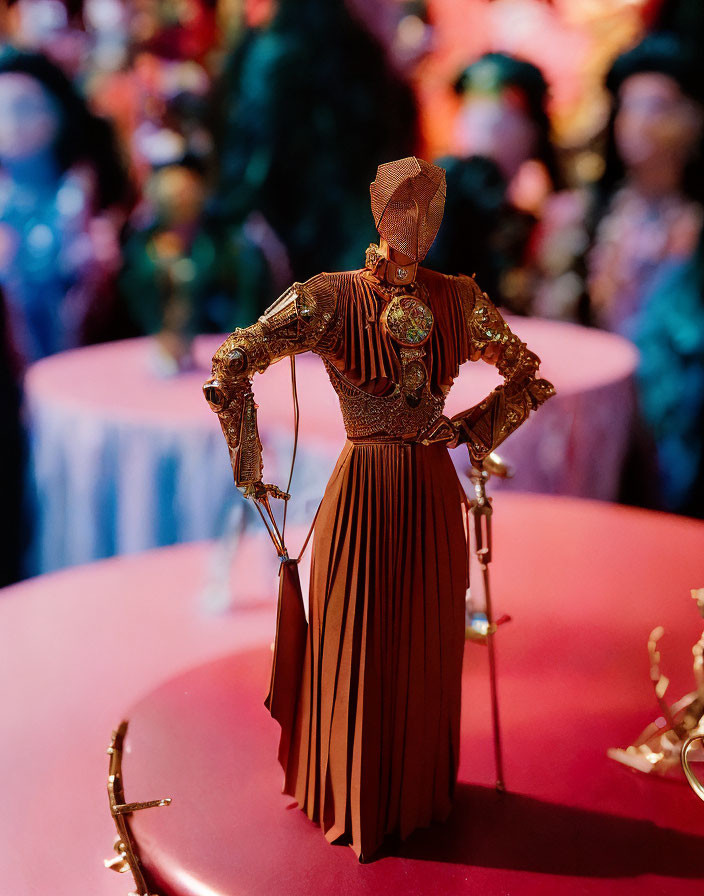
205, 157, 554, 860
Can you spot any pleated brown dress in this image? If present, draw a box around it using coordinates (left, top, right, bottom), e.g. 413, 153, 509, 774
278, 265, 477, 860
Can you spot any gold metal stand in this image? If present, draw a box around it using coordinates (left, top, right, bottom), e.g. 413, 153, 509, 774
467, 456, 508, 792
105, 721, 172, 896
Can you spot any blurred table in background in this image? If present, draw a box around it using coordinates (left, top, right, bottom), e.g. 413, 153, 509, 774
24, 320, 637, 574
25, 337, 237, 575
2, 495, 703, 895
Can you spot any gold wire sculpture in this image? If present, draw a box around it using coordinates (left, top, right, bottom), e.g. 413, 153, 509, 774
608, 588, 704, 779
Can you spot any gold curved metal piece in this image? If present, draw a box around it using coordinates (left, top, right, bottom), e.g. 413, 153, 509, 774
681, 734, 704, 802
105, 720, 172, 896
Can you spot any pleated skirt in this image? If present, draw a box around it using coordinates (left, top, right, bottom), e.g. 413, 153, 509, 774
281, 439, 469, 860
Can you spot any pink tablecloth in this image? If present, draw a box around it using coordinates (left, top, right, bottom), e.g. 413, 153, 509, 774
25, 337, 239, 574
2, 494, 703, 895
24, 320, 637, 573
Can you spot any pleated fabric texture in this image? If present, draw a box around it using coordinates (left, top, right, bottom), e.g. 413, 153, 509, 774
320, 267, 475, 395
282, 440, 469, 859
266, 265, 479, 859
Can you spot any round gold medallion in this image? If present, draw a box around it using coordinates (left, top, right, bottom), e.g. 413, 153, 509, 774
381, 294, 434, 346
403, 359, 427, 390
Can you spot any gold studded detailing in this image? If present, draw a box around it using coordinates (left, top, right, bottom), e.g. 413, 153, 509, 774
322, 357, 445, 440
451, 274, 556, 463
206, 275, 338, 490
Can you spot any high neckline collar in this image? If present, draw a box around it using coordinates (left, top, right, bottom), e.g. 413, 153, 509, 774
365, 243, 418, 286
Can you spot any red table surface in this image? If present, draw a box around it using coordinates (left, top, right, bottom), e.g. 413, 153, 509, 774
125, 497, 704, 895
2, 494, 703, 895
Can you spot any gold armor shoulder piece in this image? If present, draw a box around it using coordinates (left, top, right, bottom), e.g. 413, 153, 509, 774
260, 285, 300, 330
293, 273, 337, 323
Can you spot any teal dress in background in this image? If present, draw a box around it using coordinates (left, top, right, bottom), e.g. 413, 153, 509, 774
635, 258, 704, 516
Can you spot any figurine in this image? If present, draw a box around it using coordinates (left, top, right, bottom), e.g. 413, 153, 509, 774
204, 157, 554, 860
120, 162, 272, 376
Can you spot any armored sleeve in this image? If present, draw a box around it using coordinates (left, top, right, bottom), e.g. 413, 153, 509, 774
204, 274, 337, 495
450, 275, 555, 464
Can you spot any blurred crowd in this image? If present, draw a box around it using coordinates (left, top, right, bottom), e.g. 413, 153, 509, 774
1, 0, 704, 585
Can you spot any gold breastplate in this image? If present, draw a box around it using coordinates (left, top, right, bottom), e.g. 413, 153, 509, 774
322, 357, 446, 441
322, 280, 446, 440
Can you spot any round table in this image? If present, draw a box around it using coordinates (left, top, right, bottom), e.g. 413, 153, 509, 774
25, 320, 636, 573
2, 494, 703, 895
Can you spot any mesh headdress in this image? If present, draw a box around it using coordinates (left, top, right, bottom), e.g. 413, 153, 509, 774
370, 157, 446, 262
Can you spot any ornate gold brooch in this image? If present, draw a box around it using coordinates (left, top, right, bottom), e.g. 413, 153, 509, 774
381, 293, 434, 347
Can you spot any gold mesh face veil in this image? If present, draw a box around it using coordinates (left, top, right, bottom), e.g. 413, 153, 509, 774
370, 157, 446, 262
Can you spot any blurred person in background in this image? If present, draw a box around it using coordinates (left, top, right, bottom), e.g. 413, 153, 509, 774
635, 223, 704, 517
0, 49, 131, 367
450, 52, 563, 312
588, 33, 704, 340
110, 2, 278, 369
583, 32, 704, 514
0, 49, 131, 578
120, 157, 274, 375
214, 0, 418, 284
86, 0, 218, 188
533, 32, 704, 334
453, 52, 560, 216
423, 153, 512, 300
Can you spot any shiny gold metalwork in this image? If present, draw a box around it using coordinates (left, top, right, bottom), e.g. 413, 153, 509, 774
609, 588, 704, 779
204, 158, 555, 555
380, 293, 434, 346
205, 263, 554, 482
105, 721, 171, 896
682, 735, 704, 801
365, 243, 419, 285
465, 458, 510, 792
465, 453, 513, 643
451, 277, 556, 463
323, 355, 445, 439
203, 275, 337, 556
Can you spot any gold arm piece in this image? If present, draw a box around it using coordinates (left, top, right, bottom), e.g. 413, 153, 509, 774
105, 721, 171, 896
450, 378, 554, 462
204, 276, 337, 495
451, 278, 555, 463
